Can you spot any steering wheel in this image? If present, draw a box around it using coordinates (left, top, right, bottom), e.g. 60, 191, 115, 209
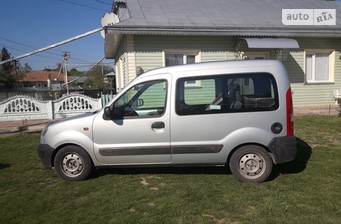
124, 107, 139, 116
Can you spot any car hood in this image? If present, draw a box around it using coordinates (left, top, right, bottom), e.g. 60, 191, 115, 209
49, 110, 100, 127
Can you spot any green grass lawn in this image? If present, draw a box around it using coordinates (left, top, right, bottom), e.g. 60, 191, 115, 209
0, 116, 340, 224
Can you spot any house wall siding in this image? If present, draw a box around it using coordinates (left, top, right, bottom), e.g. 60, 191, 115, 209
126, 35, 137, 83
115, 38, 126, 91
115, 35, 341, 109
134, 36, 233, 72
287, 38, 341, 107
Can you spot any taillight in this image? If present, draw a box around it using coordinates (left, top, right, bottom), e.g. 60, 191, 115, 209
286, 88, 294, 136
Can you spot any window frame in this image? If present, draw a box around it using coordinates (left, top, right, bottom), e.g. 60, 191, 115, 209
163, 49, 201, 87
304, 49, 335, 84
112, 79, 168, 119
175, 73, 279, 116
242, 51, 270, 60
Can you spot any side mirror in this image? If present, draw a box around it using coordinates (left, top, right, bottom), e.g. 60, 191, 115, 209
103, 106, 112, 120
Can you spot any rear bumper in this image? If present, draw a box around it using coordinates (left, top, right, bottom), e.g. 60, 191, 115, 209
37, 144, 55, 169
268, 136, 297, 164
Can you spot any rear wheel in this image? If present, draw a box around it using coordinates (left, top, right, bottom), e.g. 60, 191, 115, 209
229, 145, 272, 183
54, 145, 93, 181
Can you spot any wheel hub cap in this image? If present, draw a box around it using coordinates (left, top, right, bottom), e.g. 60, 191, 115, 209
62, 153, 84, 177
239, 153, 265, 178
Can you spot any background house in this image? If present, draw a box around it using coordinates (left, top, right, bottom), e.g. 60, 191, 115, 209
104, 0, 341, 115
19, 71, 70, 91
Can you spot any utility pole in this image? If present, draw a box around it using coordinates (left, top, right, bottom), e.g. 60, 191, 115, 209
14, 60, 20, 94
63, 52, 70, 95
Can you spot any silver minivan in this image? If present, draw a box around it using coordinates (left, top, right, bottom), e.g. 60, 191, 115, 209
38, 60, 297, 182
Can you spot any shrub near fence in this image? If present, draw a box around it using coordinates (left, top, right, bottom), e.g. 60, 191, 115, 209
0, 94, 102, 121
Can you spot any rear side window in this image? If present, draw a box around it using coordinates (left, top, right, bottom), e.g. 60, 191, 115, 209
176, 73, 278, 115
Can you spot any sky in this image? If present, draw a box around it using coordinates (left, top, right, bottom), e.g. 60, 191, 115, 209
0, 0, 114, 71
1, 0, 341, 71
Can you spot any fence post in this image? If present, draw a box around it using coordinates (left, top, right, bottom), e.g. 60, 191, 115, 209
101, 93, 105, 107
50, 100, 55, 119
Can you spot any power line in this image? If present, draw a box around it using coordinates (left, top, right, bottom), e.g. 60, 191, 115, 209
0, 36, 62, 58
1, 43, 98, 67
0, 35, 93, 64
0, 36, 47, 53
94, 0, 113, 6
0, 27, 103, 66
65, 56, 106, 85
58, 0, 107, 12
0, 45, 61, 62
1, 43, 113, 71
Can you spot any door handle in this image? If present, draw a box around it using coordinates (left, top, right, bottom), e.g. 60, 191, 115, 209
152, 122, 165, 129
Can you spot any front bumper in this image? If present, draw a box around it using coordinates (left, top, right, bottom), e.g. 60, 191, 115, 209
37, 144, 55, 169
267, 136, 297, 164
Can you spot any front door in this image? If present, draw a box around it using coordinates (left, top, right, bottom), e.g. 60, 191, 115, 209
92, 77, 171, 165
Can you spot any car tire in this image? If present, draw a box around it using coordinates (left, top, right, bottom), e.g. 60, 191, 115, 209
54, 145, 93, 181
229, 145, 273, 183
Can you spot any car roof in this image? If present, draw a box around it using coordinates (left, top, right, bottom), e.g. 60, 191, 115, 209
138, 60, 285, 79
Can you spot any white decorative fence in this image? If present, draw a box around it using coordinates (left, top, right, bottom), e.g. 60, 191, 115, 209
0, 94, 102, 121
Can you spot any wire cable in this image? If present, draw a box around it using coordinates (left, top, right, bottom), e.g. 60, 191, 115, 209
0, 35, 94, 64
94, 0, 113, 6
58, 0, 107, 12
63, 56, 106, 85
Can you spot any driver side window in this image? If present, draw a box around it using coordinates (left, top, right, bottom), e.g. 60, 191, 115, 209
113, 80, 167, 118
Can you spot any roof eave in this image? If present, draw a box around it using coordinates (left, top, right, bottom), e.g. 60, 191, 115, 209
104, 25, 341, 58
104, 30, 123, 59
106, 26, 341, 37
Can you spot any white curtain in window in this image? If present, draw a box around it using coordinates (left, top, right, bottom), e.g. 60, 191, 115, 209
165, 54, 184, 66
315, 53, 329, 81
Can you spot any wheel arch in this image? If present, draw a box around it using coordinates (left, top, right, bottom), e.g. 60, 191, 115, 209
53, 144, 94, 181
51, 143, 93, 168
228, 143, 274, 182
226, 142, 274, 165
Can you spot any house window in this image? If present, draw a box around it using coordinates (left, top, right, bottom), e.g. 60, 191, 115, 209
242, 52, 269, 60
305, 50, 335, 83
165, 54, 196, 67
164, 50, 200, 87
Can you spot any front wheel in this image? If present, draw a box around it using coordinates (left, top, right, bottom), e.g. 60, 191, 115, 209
229, 145, 273, 183
54, 145, 93, 181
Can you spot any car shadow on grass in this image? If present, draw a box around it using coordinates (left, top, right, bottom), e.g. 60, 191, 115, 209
93, 165, 229, 179
0, 163, 10, 170
270, 137, 312, 180
92, 137, 311, 181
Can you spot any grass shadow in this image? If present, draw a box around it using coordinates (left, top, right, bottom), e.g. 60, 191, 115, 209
270, 137, 312, 179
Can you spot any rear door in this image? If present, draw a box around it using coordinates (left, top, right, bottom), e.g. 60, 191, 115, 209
171, 73, 279, 164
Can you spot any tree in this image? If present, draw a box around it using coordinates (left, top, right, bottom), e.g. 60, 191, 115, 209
83, 64, 114, 90
43, 63, 62, 72
22, 63, 32, 73
69, 68, 84, 76
0, 47, 15, 88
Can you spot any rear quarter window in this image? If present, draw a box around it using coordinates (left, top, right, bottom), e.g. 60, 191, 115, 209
176, 73, 279, 115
